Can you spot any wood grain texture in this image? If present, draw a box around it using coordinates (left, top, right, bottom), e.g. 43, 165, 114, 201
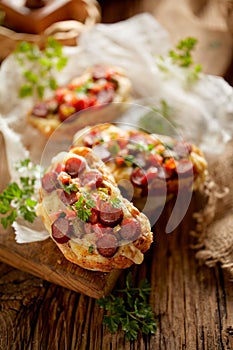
1, 1, 233, 349
1, 198, 233, 349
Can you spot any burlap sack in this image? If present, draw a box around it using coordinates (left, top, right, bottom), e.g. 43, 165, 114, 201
193, 141, 233, 274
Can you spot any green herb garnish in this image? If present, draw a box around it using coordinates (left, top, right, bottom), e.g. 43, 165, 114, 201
168, 37, 199, 67
75, 79, 93, 95
61, 183, 78, 195
14, 37, 68, 99
123, 154, 135, 166
88, 245, 94, 253
0, 159, 41, 229
74, 193, 95, 222
97, 272, 157, 341
108, 141, 120, 155
157, 37, 202, 85
110, 198, 121, 208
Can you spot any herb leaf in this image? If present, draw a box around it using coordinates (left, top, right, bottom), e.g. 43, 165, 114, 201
74, 193, 95, 222
157, 37, 202, 86
97, 272, 157, 341
14, 37, 68, 99
0, 159, 42, 229
110, 198, 121, 208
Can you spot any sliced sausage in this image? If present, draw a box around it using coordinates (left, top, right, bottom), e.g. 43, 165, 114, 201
57, 189, 78, 205
51, 217, 71, 244
41, 171, 59, 193
99, 201, 123, 227
32, 102, 49, 118
65, 157, 86, 178
119, 218, 141, 241
81, 170, 103, 188
96, 234, 118, 257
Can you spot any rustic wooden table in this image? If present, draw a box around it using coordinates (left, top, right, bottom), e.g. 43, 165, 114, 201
1, 1, 233, 350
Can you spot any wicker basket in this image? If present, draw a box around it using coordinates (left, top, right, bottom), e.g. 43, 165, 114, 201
0, 0, 101, 61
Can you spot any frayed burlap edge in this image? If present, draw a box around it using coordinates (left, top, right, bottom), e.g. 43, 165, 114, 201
190, 141, 233, 276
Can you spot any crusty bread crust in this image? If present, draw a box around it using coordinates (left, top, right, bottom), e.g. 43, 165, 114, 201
37, 147, 153, 272
28, 66, 131, 137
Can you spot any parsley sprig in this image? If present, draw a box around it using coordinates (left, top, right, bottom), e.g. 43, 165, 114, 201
157, 37, 202, 85
0, 159, 41, 229
97, 272, 157, 341
74, 193, 95, 222
61, 182, 78, 195
14, 37, 68, 99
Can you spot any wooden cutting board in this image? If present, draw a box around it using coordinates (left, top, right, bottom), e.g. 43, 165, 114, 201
0, 132, 122, 299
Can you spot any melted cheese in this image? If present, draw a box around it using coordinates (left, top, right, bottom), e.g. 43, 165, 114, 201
119, 244, 144, 264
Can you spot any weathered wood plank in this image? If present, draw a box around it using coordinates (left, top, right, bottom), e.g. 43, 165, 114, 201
0, 132, 121, 299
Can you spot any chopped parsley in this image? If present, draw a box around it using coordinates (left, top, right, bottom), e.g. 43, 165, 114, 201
74, 193, 95, 222
97, 272, 157, 341
110, 198, 121, 208
156, 37, 202, 86
0, 159, 41, 229
88, 245, 94, 253
14, 37, 68, 99
61, 182, 78, 195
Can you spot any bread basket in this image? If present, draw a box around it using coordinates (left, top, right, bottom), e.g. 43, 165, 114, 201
0, 0, 101, 61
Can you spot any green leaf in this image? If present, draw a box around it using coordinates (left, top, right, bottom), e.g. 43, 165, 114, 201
19, 85, 33, 97
56, 57, 68, 71
97, 272, 157, 341
23, 70, 38, 84
61, 183, 78, 195
74, 194, 95, 222
48, 77, 58, 91
14, 37, 68, 99
37, 85, 45, 99
0, 159, 42, 229
88, 245, 94, 253
110, 198, 121, 208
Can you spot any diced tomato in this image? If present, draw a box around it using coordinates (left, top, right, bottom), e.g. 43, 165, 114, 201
104, 81, 116, 90
55, 87, 69, 103
115, 156, 125, 166
58, 172, 71, 185
58, 104, 76, 121
88, 95, 98, 107
164, 158, 176, 170
63, 92, 78, 106
74, 98, 88, 111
